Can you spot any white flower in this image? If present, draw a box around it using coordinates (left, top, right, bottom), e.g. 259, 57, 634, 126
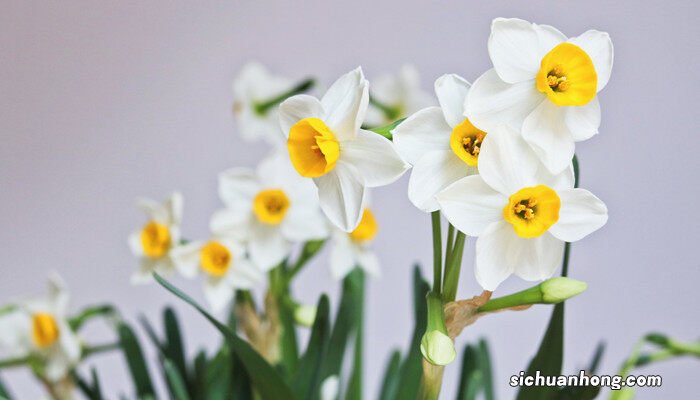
279, 67, 409, 231
232, 62, 294, 145
320, 375, 340, 400
364, 64, 435, 127
170, 238, 263, 313
436, 126, 608, 291
466, 18, 613, 173
393, 74, 484, 212
0, 274, 81, 382
210, 151, 329, 271
329, 207, 380, 280
128, 193, 183, 284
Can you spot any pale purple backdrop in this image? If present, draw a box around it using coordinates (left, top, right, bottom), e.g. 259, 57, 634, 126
1, 1, 698, 398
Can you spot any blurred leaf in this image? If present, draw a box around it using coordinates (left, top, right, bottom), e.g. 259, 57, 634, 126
73, 368, 104, 400
205, 347, 232, 400
345, 269, 366, 400
0, 374, 10, 400
588, 342, 606, 374
378, 351, 402, 400
292, 295, 331, 400
164, 359, 191, 400
394, 265, 430, 400
69, 305, 115, 331
320, 268, 364, 382
192, 350, 208, 400
478, 339, 495, 400
117, 322, 156, 398
164, 308, 189, 391
369, 118, 406, 140
154, 273, 297, 400
457, 345, 481, 400
279, 293, 300, 375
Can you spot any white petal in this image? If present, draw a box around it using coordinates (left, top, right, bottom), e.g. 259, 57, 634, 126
281, 206, 329, 242
340, 129, 408, 187
436, 175, 506, 236
136, 198, 168, 223
130, 259, 158, 285
249, 224, 291, 271
218, 168, 259, 209
329, 233, 357, 280
475, 222, 563, 290
434, 74, 471, 127
278, 94, 324, 137
535, 24, 567, 51
522, 100, 575, 174
392, 107, 452, 165
474, 222, 516, 290
58, 321, 81, 365
550, 188, 608, 242
512, 232, 565, 282
0, 311, 31, 357
478, 125, 540, 195
565, 97, 601, 142
535, 163, 575, 192
465, 69, 544, 132
226, 258, 264, 288
128, 231, 143, 257
569, 30, 613, 92
203, 278, 234, 313
314, 162, 367, 232
408, 150, 472, 212
357, 249, 381, 278
165, 192, 184, 225
209, 208, 251, 240
321, 67, 369, 141
488, 18, 546, 83
170, 241, 203, 279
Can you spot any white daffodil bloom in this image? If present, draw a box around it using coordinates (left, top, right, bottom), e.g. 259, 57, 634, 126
436, 126, 608, 291
329, 208, 380, 280
393, 74, 485, 212
466, 18, 613, 173
0, 275, 81, 382
279, 67, 409, 231
128, 192, 183, 284
364, 65, 435, 127
210, 151, 329, 271
170, 238, 263, 312
232, 62, 294, 145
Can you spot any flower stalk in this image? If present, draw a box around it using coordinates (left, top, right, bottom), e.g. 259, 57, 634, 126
254, 78, 315, 116
431, 211, 443, 294
478, 277, 587, 313
442, 231, 466, 302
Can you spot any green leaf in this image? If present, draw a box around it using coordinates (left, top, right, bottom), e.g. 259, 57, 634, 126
369, 118, 406, 140
457, 345, 481, 400
394, 266, 430, 400
164, 359, 191, 400
154, 273, 297, 400
117, 322, 156, 398
73, 368, 104, 400
477, 339, 494, 400
0, 374, 11, 400
292, 295, 331, 400
378, 350, 402, 400
68, 305, 115, 331
192, 350, 208, 400
344, 269, 366, 400
163, 308, 189, 390
320, 268, 364, 381
205, 347, 232, 400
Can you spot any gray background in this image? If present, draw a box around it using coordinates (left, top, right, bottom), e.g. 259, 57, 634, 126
1, 1, 698, 398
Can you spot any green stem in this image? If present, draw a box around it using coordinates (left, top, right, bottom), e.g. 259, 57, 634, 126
368, 117, 406, 141
0, 355, 30, 369
445, 223, 455, 266
431, 212, 443, 294
369, 96, 402, 121
285, 240, 325, 284
83, 342, 121, 358
478, 286, 545, 313
442, 232, 466, 302
254, 78, 315, 116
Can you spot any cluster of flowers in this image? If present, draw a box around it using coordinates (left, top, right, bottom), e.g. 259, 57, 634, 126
0, 17, 613, 389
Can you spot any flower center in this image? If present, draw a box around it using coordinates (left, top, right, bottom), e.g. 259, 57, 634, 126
535, 43, 597, 106
200, 241, 232, 277
287, 118, 340, 178
253, 189, 291, 224
32, 313, 60, 349
350, 209, 378, 242
503, 185, 561, 238
140, 221, 171, 258
449, 118, 487, 167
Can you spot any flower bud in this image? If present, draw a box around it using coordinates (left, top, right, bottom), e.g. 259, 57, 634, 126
420, 330, 456, 366
540, 277, 588, 304
293, 304, 317, 327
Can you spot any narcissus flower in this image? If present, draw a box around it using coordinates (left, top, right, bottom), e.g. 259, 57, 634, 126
279, 67, 409, 231
0, 275, 81, 382
171, 238, 263, 312
211, 151, 329, 271
232, 62, 294, 145
364, 64, 435, 127
466, 18, 613, 173
436, 126, 608, 290
329, 207, 380, 280
393, 74, 484, 212
128, 193, 183, 284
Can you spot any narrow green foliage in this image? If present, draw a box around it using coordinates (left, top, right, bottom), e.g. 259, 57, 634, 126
73, 368, 104, 400
163, 308, 189, 391
345, 269, 366, 400
292, 295, 331, 400
154, 273, 297, 400
457, 345, 481, 400
68, 305, 115, 331
378, 351, 402, 400
164, 359, 190, 400
117, 322, 156, 398
369, 117, 406, 140
0, 374, 11, 400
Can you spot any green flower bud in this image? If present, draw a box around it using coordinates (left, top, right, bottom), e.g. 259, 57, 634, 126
420, 330, 456, 366
541, 277, 588, 304
293, 304, 317, 327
